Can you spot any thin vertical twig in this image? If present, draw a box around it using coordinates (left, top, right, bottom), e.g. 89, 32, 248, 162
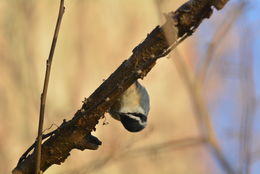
35, 1, 65, 174
238, 27, 256, 174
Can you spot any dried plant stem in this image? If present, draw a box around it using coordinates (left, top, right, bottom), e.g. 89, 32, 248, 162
35, 1, 65, 174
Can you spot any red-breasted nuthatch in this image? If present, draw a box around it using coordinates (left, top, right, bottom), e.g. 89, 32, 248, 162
109, 81, 150, 132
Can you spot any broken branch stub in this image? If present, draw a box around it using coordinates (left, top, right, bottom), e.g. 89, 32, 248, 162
13, 1, 229, 174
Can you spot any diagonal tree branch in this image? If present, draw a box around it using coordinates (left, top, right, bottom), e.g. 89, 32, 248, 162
12, 0, 230, 174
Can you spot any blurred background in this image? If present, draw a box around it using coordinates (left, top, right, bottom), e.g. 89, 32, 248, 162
0, 0, 259, 173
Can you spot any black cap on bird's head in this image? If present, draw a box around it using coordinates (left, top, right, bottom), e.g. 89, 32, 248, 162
119, 112, 147, 132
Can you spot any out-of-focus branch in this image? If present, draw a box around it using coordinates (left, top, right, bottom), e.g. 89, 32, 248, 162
171, 50, 236, 174
239, 27, 256, 174
198, 1, 246, 83
13, 1, 230, 174
35, 1, 65, 174
63, 136, 205, 174
124, 137, 205, 157
62, 128, 154, 174
162, 3, 250, 174
252, 148, 260, 163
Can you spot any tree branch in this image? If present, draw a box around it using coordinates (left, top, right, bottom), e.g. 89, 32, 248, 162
12, 0, 230, 174
35, 1, 65, 174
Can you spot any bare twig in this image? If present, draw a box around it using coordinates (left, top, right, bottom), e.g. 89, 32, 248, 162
207, 142, 235, 174
61, 128, 154, 174
152, 1, 238, 174
13, 1, 231, 173
170, 50, 235, 174
238, 26, 256, 174
35, 1, 65, 174
63, 136, 204, 174
18, 129, 57, 165
123, 137, 205, 157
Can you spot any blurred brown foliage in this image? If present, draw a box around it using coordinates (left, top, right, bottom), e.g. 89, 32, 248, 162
0, 0, 257, 174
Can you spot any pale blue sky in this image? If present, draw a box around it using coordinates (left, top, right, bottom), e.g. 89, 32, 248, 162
198, 0, 260, 173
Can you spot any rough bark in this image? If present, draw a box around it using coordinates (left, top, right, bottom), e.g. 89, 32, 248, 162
12, 0, 229, 173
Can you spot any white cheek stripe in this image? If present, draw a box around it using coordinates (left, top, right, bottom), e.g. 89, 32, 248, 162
125, 114, 147, 126
120, 106, 146, 115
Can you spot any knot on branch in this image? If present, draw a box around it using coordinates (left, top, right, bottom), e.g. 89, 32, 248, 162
173, 1, 213, 37
75, 133, 102, 151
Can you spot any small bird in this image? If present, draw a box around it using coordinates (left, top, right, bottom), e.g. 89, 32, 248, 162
109, 81, 150, 132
